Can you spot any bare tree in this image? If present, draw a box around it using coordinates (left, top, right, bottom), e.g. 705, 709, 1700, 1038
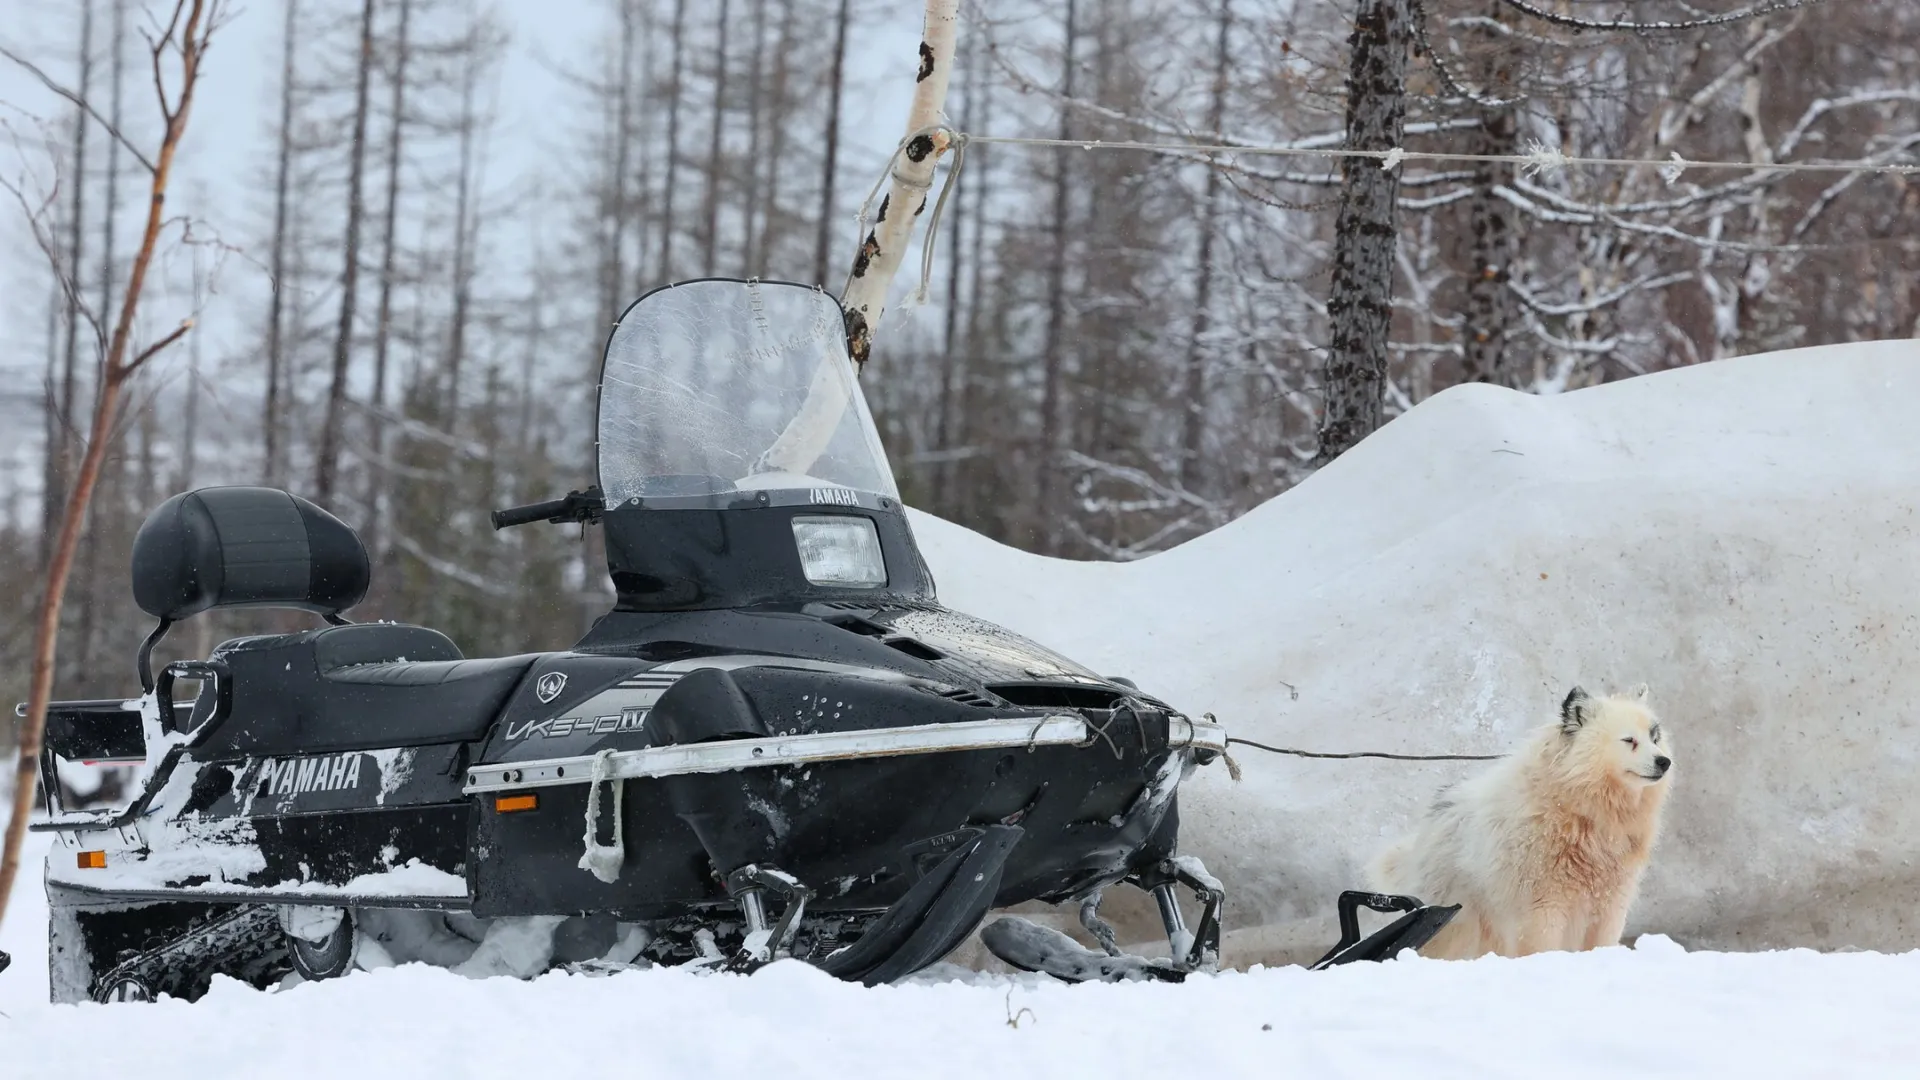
365, 0, 417, 560
1032, 0, 1079, 551
1179, 0, 1234, 492
262, 0, 300, 487
43, 1, 97, 569
815, 0, 852, 286
659, 0, 688, 278
315, 0, 380, 506
1, 0, 226, 928
1318, 0, 1410, 461
701, 0, 733, 275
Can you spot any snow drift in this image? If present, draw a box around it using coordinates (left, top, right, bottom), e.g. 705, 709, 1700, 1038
915, 339, 1920, 967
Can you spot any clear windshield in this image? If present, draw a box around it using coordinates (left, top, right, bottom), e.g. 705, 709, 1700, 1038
597, 280, 899, 502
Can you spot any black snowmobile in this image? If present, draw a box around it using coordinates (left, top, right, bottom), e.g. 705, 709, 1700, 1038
22, 279, 1454, 1003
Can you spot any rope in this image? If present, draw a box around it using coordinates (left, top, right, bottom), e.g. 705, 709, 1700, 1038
577, 749, 626, 884
1226, 736, 1502, 762
850, 120, 1916, 313
914, 131, 969, 305
844, 123, 948, 300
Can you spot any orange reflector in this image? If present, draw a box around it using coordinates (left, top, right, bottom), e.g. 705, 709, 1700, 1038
495, 793, 539, 813
76, 850, 107, 869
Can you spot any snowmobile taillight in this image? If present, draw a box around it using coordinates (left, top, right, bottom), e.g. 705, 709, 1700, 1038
791, 515, 886, 587
76, 850, 107, 869
494, 793, 539, 813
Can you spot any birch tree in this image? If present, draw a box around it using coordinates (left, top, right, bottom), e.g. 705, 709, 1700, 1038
837, 0, 960, 371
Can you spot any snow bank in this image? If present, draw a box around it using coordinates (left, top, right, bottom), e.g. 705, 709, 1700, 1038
915, 339, 1920, 966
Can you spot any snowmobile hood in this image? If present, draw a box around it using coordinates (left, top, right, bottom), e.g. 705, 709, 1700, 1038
572, 601, 1133, 707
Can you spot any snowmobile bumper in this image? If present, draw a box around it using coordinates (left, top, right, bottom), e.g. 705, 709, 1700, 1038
462, 712, 1227, 792
1308, 890, 1460, 969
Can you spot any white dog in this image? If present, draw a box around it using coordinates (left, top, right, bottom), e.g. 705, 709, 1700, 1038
1369, 685, 1675, 959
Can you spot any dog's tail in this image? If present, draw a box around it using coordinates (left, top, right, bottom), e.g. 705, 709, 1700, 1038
1367, 837, 1413, 894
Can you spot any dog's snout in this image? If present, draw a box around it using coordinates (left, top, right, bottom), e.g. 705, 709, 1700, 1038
1653, 755, 1672, 773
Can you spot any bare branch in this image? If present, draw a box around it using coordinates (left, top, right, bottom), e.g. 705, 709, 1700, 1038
124, 319, 195, 375
0, 44, 158, 172
1498, 0, 1815, 34
1777, 90, 1920, 161
1509, 270, 1693, 317
1410, 0, 1524, 109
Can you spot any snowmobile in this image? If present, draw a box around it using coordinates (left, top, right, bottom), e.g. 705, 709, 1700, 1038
19, 278, 1455, 1003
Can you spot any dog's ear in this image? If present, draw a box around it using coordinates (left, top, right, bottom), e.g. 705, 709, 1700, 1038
1628, 682, 1651, 704
1560, 686, 1592, 734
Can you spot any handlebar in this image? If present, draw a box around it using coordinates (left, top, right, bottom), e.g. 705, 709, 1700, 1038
157, 659, 232, 735
491, 486, 605, 530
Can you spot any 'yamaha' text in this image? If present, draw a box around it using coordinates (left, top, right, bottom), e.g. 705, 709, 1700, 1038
259, 753, 365, 797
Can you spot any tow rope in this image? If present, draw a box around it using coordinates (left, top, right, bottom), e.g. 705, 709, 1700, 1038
578, 749, 626, 884
1211, 713, 1501, 782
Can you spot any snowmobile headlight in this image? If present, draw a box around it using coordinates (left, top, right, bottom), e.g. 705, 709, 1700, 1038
792, 515, 887, 587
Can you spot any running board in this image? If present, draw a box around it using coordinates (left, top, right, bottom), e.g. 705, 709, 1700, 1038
463, 714, 1229, 794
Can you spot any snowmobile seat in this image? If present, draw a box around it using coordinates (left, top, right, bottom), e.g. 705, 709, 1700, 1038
187, 623, 540, 759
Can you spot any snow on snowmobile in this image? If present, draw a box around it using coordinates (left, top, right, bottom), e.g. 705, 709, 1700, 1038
20, 278, 1454, 1003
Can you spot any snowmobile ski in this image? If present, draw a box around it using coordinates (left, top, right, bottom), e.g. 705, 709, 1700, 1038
979, 856, 1225, 983
1309, 891, 1461, 969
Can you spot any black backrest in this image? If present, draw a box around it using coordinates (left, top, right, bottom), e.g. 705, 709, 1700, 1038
132, 487, 371, 621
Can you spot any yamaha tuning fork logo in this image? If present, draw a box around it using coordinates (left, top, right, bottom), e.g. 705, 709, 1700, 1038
534, 671, 568, 704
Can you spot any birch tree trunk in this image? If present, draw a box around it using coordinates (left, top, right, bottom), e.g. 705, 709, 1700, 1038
758, 0, 959, 478
1317, 0, 1409, 462
837, 0, 960, 371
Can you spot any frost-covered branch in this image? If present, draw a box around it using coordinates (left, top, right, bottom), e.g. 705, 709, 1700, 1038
1498, 0, 1814, 34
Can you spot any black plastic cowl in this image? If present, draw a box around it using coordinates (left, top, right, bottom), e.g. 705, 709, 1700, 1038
131, 486, 371, 621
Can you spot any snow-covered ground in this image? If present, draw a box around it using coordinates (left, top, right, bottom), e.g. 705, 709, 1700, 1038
8, 340, 1920, 1075
7, 824, 1920, 1079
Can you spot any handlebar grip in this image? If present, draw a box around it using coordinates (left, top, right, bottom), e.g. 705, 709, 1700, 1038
490, 498, 571, 530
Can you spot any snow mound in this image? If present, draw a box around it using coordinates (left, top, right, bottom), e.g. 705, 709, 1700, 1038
916, 339, 1920, 966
